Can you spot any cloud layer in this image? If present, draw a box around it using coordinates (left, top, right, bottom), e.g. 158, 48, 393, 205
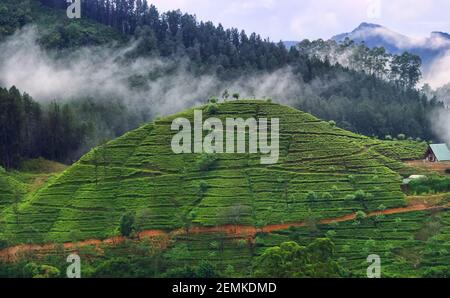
0, 27, 307, 117
149, 0, 450, 41
430, 109, 450, 145
0, 26, 447, 145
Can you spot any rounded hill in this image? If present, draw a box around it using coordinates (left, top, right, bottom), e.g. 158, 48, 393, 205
1, 100, 408, 244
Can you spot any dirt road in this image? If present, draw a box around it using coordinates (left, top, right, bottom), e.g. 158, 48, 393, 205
1, 202, 448, 262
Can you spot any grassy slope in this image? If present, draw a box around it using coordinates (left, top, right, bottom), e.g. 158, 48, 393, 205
0, 159, 67, 234
0, 169, 27, 213
1, 101, 413, 244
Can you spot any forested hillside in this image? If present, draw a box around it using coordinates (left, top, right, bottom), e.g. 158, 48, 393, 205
0, 1, 443, 171
0, 87, 87, 168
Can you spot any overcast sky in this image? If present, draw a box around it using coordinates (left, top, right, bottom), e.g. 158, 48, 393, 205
149, 0, 450, 41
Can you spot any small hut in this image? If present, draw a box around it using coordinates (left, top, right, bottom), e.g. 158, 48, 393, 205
424, 144, 450, 162
401, 175, 427, 192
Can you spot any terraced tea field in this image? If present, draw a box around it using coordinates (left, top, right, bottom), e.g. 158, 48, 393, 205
0, 170, 27, 214
0, 159, 66, 215
0, 101, 425, 245
2, 100, 447, 278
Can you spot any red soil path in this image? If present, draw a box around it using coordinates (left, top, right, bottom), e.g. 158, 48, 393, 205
1, 202, 448, 262
405, 160, 450, 175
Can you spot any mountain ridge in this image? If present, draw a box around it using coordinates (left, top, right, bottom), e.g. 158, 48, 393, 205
332, 22, 450, 67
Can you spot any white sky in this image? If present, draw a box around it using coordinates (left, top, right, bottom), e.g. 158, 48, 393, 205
148, 0, 450, 41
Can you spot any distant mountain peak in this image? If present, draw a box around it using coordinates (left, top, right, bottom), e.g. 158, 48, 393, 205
430, 31, 450, 39
331, 23, 387, 42
354, 22, 383, 31
331, 23, 450, 80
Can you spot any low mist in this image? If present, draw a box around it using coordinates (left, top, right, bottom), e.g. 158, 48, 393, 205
0, 26, 307, 117
1, 26, 448, 146
425, 50, 450, 89
430, 109, 450, 145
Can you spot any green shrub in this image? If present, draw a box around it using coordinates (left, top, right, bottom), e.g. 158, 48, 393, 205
197, 181, 209, 197
210, 241, 219, 250
321, 192, 333, 200
355, 190, 368, 202
345, 194, 356, 201
423, 267, 449, 278
355, 211, 367, 220
164, 261, 219, 278
326, 230, 336, 238
409, 176, 450, 195
377, 204, 386, 211
0, 238, 9, 250
253, 239, 344, 278
397, 134, 406, 140
206, 103, 218, 115
197, 154, 218, 171
306, 191, 318, 202
24, 263, 60, 278
224, 265, 237, 277
119, 212, 135, 237
348, 175, 356, 184
195, 261, 219, 278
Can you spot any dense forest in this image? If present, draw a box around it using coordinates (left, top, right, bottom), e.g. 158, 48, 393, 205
0, 0, 445, 168
297, 38, 423, 90
0, 85, 145, 169
39, 0, 293, 72
0, 87, 87, 168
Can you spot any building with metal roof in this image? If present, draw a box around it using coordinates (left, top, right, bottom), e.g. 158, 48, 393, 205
425, 144, 450, 162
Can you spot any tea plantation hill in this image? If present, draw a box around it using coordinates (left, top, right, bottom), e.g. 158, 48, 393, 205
0, 100, 427, 245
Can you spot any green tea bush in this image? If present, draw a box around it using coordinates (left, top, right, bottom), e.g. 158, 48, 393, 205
306, 191, 318, 202
206, 103, 219, 115
119, 212, 135, 237
409, 176, 450, 194
355, 211, 367, 220
0, 238, 9, 250
197, 154, 218, 171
